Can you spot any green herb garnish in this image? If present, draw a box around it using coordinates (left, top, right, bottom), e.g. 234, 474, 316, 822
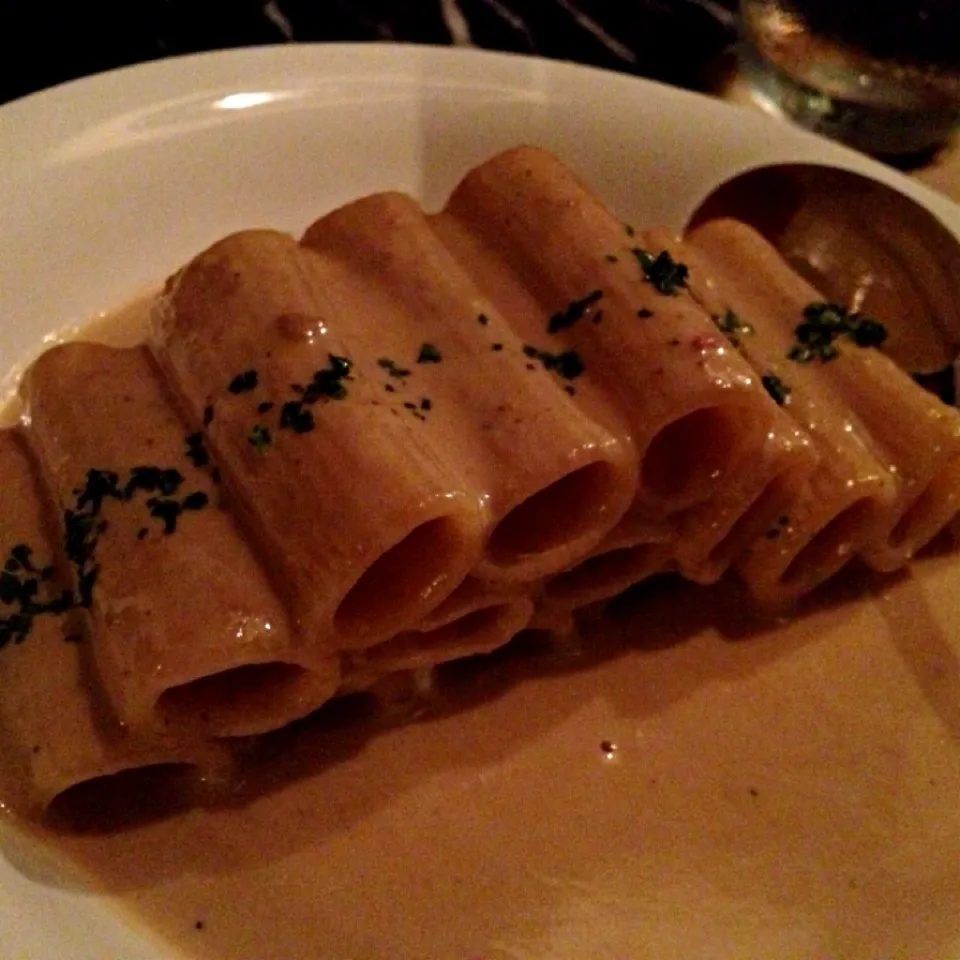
378, 357, 411, 379
713, 309, 755, 347
788, 302, 888, 364
248, 424, 272, 451
547, 289, 603, 334
523, 344, 586, 380
417, 343, 442, 364
279, 401, 315, 434
228, 370, 259, 394
632, 248, 689, 295
761, 374, 791, 406
185, 432, 210, 469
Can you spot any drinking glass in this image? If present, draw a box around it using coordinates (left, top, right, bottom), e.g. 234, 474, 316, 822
738, 0, 960, 157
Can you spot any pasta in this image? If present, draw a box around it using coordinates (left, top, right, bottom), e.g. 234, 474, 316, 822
0, 429, 228, 820
437, 146, 779, 517
23, 343, 341, 738
0, 143, 956, 821
302, 190, 638, 583
676, 220, 960, 592
153, 230, 486, 650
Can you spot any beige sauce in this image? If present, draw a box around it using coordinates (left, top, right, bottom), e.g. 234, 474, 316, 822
2, 557, 958, 959
2, 297, 960, 959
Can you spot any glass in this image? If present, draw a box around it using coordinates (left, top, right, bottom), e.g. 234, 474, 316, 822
738, 0, 960, 157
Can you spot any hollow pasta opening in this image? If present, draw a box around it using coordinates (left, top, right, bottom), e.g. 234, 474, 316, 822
485, 461, 619, 569
545, 545, 660, 606
418, 577, 483, 630
640, 407, 743, 507
412, 604, 508, 649
781, 500, 874, 589
46, 763, 197, 833
888, 466, 958, 555
361, 603, 513, 673
157, 662, 312, 737
705, 474, 796, 572
335, 515, 466, 639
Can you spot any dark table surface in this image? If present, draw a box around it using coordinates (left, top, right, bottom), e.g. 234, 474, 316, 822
0, 0, 738, 106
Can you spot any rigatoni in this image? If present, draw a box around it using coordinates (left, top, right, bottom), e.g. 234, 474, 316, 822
22, 343, 340, 737
302, 191, 637, 583
540, 513, 674, 611
440, 145, 777, 518
672, 415, 818, 585
341, 596, 534, 693
152, 230, 485, 649
683, 219, 960, 585
654, 226, 897, 603
2, 143, 959, 825
0, 429, 225, 820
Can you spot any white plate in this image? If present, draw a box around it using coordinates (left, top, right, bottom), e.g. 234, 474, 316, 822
2, 44, 960, 960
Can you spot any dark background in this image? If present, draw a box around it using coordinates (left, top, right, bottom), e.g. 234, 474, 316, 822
0, 0, 738, 106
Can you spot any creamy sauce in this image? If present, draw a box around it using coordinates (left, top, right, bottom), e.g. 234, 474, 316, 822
3, 557, 960, 959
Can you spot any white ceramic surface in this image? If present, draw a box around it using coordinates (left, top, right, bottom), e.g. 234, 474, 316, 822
1, 44, 959, 960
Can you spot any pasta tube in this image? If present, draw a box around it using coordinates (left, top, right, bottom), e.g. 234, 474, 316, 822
677, 221, 900, 602
23, 343, 340, 737
0, 429, 227, 820
341, 597, 534, 692
540, 513, 675, 611
152, 230, 486, 649
685, 219, 960, 577
302, 191, 637, 583
440, 146, 776, 517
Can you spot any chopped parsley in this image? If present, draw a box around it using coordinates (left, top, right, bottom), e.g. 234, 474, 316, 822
184, 433, 210, 469
417, 343, 442, 364
248, 424, 272, 450
788, 302, 888, 364
227, 369, 259, 394
2, 462, 212, 646
300, 355, 352, 402
122, 466, 184, 500
632, 248, 689, 295
477, 313, 490, 326
0, 543, 72, 650
523, 344, 586, 380
491, 343, 504, 352
547, 289, 603, 334
279, 401, 315, 434
257, 401, 275, 414
378, 357, 411, 379
713, 309, 754, 347
637, 308, 654, 319
605, 253, 619, 263
202, 404, 215, 426
761, 373, 791, 406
